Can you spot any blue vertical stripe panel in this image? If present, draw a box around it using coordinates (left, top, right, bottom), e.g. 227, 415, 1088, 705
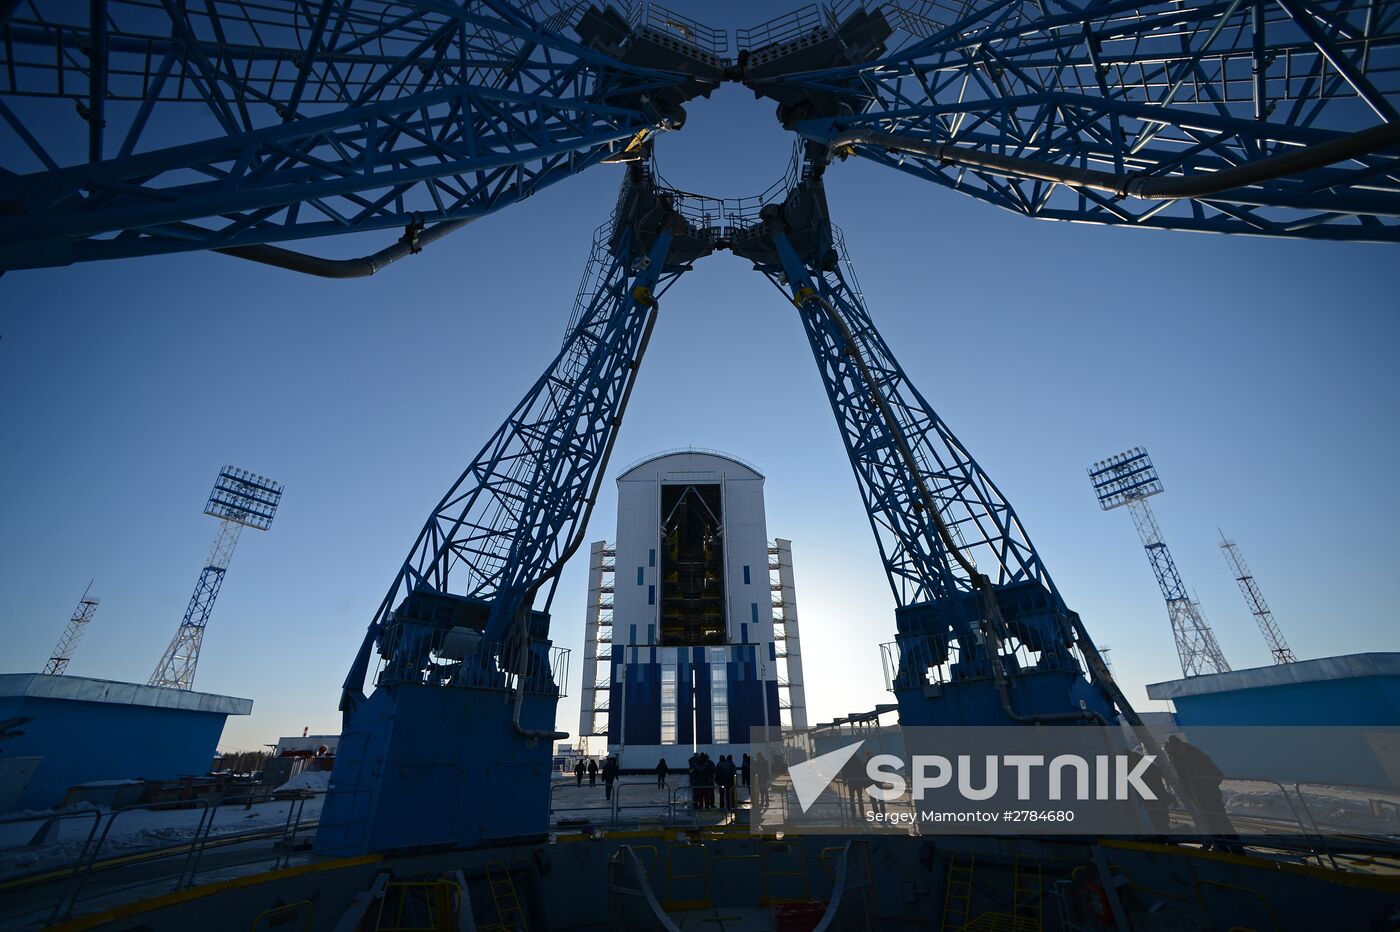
743, 565, 751, 585
741, 623, 748, 644
648, 585, 655, 605
769, 642, 776, 662
648, 626, 655, 647
728, 660, 739, 733
695, 660, 713, 745
650, 549, 656, 567
606, 655, 621, 742
751, 603, 758, 624
677, 663, 694, 748
728, 661, 764, 739
623, 661, 662, 745
637, 566, 644, 585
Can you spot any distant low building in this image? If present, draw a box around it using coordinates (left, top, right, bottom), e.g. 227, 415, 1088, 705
1147, 652, 1400, 784
273, 734, 340, 757
0, 673, 251, 812
1147, 652, 1400, 727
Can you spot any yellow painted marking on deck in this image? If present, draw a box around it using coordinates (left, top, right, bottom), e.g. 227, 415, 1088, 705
1099, 839, 1400, 892
48, 854, 382, 931
0, 824, 306, 892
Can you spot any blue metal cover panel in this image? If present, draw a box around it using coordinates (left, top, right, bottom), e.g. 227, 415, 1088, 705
0, 684, 248, 811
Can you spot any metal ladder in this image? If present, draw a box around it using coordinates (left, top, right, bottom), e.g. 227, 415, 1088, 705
941, 854, 975, 931
1012, 857, 1044, 930
481, 864, 528, 932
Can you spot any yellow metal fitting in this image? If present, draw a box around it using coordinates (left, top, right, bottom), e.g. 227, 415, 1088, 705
632, 285, 657, 308
792, 286, 817, 308
601, 128, 653, 164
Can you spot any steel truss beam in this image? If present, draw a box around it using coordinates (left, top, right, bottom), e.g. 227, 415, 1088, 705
762, 223, 1049, 607
339, 216, 687, 711
763, 0, 1400, 241
0, 0, 706, 269
754, 198, 1129, 721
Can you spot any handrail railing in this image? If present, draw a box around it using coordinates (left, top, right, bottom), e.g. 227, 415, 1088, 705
52, 797, 212, 922
0, 806, 105, 905
3, 791, 326, 926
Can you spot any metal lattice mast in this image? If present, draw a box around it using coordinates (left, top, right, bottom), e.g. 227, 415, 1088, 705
1089, 448, 1230, 678
1220, 533, 1297, 664
338, 182, 691, 717
769, 230, 1049, 606
42, 582, 100, 676
744, 162, 1130, 725
317, 179, 691, 856
150, 467, 283, 690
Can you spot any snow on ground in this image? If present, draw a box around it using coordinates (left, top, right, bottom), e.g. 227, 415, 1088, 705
1220, 782, 1399, 835
0, 794, 325, 880
276, 771, 331, 793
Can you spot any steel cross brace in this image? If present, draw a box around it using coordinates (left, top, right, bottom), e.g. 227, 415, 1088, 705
757, 0, 1400, 242
0, 0, 711, 270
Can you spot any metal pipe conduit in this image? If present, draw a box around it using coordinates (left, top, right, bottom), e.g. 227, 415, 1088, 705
830, 124, 1400, 205
213, 217, 474, 278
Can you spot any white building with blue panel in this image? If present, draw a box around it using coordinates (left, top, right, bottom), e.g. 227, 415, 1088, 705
579, 450, 807, 769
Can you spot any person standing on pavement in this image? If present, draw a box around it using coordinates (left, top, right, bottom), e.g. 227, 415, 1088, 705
602, 756, 620, 801
715, 755, 735, 809
754, 752, 772, 809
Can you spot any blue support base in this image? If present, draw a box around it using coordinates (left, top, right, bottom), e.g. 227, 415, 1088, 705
315, 683, 559, 857
893, 669, 1116, 728
889, 582, 1121, 727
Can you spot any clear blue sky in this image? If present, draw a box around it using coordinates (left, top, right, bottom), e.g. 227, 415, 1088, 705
2, 4, 1398, 751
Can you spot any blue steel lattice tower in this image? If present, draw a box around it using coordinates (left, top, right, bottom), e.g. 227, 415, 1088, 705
149, 467, 283, 690
1089, 449, 1230, 678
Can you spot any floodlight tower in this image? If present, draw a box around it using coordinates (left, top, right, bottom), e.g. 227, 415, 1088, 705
1088, 448, 1230, 678
42, 582, 100, 675
150, 467, 283, 690
1219, 533, 1296, 664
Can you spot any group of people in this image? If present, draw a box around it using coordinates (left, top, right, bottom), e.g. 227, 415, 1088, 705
569, 747, 796, 815
568, 734, 1239, 846
681, 752, 749, 809
572, 755, 622, 800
